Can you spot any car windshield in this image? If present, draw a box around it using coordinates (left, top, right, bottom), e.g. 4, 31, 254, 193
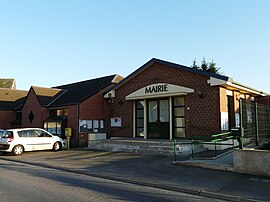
0, 130, 5, 137
1, 131, 13, 138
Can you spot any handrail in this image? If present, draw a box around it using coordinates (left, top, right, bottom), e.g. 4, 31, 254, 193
173, 131, 238, 160
211, 131, 232, 137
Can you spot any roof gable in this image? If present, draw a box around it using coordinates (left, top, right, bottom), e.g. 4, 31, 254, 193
20, 86, 63, 108
107, 58, 229, 92
105, 58, 267, 96
32, 86, 62, 97
30, 86, 63, 106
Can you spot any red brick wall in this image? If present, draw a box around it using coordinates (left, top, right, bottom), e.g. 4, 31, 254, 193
78, 85, 113, 146
80, 86, 112, 120
256, 96, 270, 107
110, 62, 222, 138
22, 89, 49, 128
65, 105, 78, 148
62, 85, 114, 147
0, 111, 16, 129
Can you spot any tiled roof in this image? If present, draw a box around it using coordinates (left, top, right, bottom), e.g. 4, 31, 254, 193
0, 79, 15, 89
106, 58, 267, 96
49, 74, 122, 107
0, 89, 27, 102
31, 86, 63, 106
0, 75, 123, 110
0, 89, 27, 110
106, 58, 229, 92
32, 86, 62, 97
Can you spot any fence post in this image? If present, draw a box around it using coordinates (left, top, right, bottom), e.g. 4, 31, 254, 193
191, 139, 194, 159
214, 136, 217, 156
173, 139, 177, 162
254, 102, 259, 146
239, 99, 244, 149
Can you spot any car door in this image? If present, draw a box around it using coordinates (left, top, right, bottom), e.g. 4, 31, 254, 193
17, 130, 36, 151
34, 129, 54, 150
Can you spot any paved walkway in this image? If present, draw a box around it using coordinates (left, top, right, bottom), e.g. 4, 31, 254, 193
176, 150, 234, 172
0, 149, 269, 201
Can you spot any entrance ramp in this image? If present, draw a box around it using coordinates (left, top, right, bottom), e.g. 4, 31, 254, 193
88, 138, 206, 155
175, 150, 234, 172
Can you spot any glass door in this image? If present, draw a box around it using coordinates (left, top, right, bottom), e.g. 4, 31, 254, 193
147, 99, 169, 139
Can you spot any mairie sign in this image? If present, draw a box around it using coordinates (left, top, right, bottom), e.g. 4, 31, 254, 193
145, 84, 168, 94
126, 83, 194, 100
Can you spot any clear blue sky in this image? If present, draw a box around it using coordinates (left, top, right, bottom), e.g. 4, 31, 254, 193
0, 0, 269, 93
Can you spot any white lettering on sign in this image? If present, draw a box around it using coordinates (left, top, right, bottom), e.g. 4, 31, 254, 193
145, 84, 168, 94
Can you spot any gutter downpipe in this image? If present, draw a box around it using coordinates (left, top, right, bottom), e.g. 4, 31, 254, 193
77, 103, 80, 147
239, 99, 244, 149
254, 102, 259, 146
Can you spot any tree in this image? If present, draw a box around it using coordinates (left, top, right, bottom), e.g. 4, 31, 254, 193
208, 60, 221, 74
191, 58, 221, 74
191, 59, 200, 70
201, 58, 208, 71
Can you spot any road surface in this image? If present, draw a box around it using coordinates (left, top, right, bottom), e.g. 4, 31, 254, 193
0, 159, 224, 202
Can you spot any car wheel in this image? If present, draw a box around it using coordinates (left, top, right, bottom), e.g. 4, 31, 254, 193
13, 145, 24, 156
53, 142, 61, 151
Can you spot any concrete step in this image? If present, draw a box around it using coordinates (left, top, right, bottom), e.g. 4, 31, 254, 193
89, 140, 173, 155
88, 138, 207, 156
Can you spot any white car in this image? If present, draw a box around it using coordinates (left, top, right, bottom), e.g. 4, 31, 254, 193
0, 128, 65, 155
0, 129, 4, 137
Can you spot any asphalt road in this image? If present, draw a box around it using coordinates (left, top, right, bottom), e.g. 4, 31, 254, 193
0, 159, 225, 202
1, 149, 269, 201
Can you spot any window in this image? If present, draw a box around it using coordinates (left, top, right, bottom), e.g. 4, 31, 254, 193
57, 109, 68, 116
173, 97, 185, 138
18, 130, 35, 138
28, 111, 34, 123
35, 130, 52, 137
44, 122, 62, 136
136, 100, 144, 137
49, 109, 68, 117
148, 101, 157, 123
1, 131, 13, 138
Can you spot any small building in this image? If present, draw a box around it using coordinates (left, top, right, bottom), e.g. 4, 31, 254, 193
105, 58, 267, 140
0, 88, 28, 129
20, 74, 123, 147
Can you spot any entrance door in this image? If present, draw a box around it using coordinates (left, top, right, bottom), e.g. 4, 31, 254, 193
147, 99, 170, 139
227, 95, 234, 130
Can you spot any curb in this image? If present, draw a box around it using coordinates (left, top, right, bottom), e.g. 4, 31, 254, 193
0, 157, 261, 202
174, 161, 235, 172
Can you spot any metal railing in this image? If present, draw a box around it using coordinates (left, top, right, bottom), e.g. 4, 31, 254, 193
173, 132, 239, 161
240, 100, 270, 148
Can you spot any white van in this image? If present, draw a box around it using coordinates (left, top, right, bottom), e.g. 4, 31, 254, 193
0, 128, 65, 155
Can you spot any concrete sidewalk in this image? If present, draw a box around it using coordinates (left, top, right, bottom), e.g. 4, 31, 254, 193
0, 149, 269, 201
175, 150, 235, 172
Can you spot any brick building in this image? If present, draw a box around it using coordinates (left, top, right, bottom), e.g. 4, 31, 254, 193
104, 58, 267, 139
0, 75, 123, 148
0, 88, 27, 129
0, 58, 268, 147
